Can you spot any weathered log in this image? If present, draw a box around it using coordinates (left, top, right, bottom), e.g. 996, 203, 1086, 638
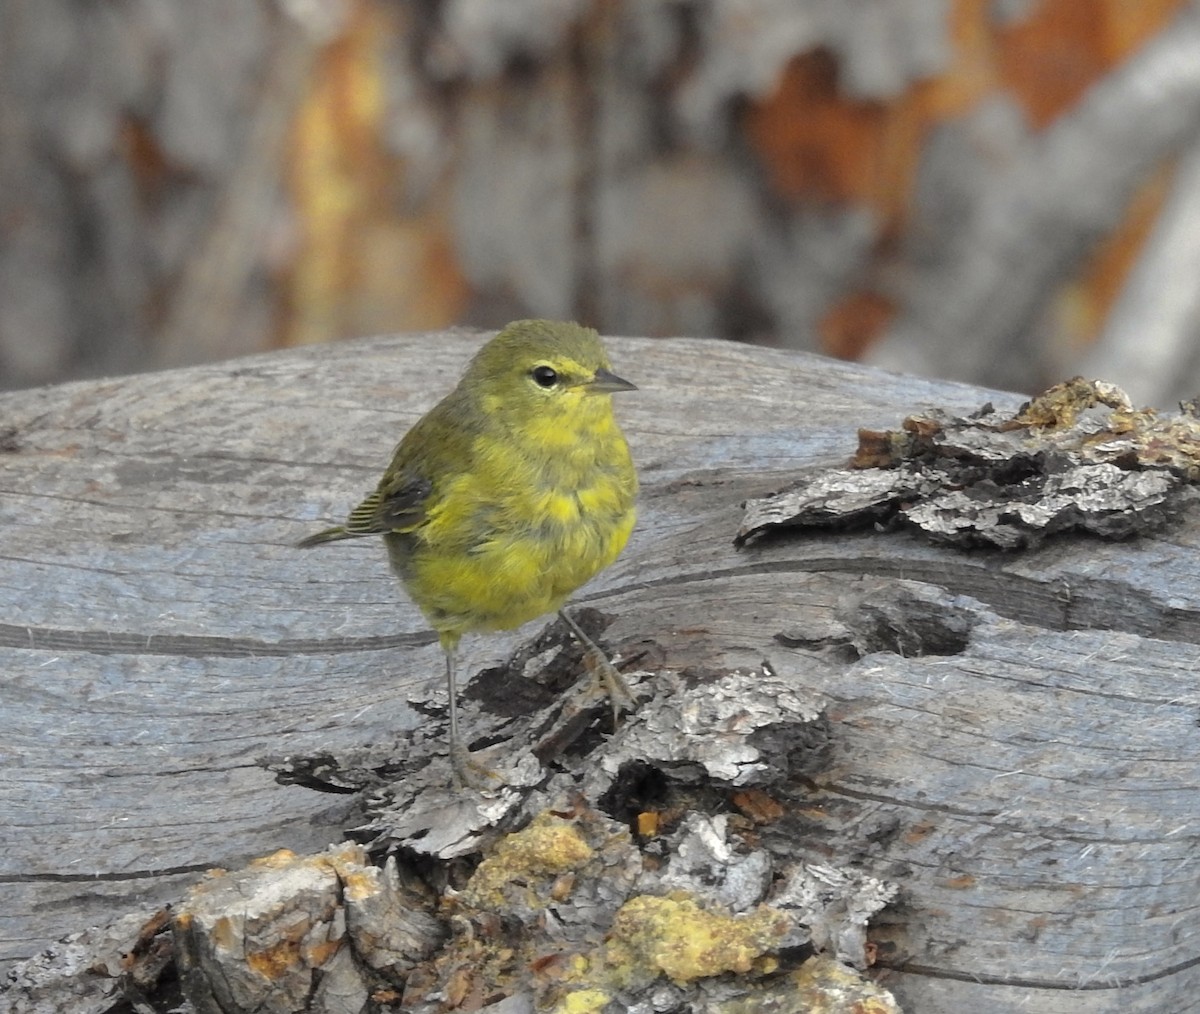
3, 330, 1200, 1012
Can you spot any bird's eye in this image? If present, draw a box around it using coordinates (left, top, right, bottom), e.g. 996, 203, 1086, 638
531, 365, 558, 388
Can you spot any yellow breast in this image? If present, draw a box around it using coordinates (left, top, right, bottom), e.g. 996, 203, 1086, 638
390, 398, 637, 640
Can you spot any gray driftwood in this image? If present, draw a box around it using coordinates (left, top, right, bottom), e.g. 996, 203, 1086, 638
3, 331, 1200, 1012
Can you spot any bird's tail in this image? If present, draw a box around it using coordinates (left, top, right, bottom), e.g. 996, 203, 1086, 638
297, 526, 361, 548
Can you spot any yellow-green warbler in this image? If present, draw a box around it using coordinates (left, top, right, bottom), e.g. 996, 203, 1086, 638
299, 319, 638, 787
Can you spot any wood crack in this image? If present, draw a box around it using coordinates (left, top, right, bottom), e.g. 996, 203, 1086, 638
0, 622, 433, 657
666, 556, 1200, 645
819, 783, 1200, 846
0, 863, 221, 886
886, 951, 1200, 991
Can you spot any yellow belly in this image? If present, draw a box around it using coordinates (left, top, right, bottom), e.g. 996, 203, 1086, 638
386, 476, 636, 641
384, 395, 637, 643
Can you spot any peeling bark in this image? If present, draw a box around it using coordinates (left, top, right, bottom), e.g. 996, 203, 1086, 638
738, 377, 1200, 549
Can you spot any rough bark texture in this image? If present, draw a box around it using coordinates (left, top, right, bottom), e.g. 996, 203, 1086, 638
4, 332, 1200, 1012
737, 377, 1200, 549
867, 1, 1200, 394
0, 0, 329, 387
13, 0, 1200, 404
0, 0, 948, 389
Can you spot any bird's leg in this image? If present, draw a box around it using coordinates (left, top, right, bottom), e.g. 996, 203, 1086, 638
558, 609, 636, 726
444, 646, 498, 789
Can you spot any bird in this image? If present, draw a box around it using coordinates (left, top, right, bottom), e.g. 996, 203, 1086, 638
298, 319, 639, 787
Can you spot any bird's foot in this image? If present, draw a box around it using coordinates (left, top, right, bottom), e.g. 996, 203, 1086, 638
559, 609, 638, 728
579, 643, 637, 728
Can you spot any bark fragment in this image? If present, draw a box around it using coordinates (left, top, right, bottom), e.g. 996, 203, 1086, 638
737, 378, 1200, 550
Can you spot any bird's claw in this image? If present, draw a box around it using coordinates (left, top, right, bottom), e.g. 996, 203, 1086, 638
580, 644, 637, 727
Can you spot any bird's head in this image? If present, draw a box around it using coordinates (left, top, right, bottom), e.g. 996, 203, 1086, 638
464, 319, 636, 435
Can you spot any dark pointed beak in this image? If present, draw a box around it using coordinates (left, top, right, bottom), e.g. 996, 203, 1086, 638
587, 367, 637, 394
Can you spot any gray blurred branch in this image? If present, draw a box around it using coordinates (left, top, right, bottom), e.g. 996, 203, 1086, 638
866, 4, 1200, 395
1077, 134, 1200, 406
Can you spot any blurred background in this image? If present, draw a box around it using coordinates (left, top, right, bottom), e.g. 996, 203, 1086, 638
3, 0, 1200, 403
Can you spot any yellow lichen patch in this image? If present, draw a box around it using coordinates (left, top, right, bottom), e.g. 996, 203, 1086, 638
249, 849, 299, 869
552, 987, 614, 1014
790, 955, 902, 1013
459, 812, 595, 912
245, 936, 304, 981
1010, 377, 1132, 430
711, 955, 901, 1014
319, 842, 375, 901
338, 867, 379, 902
604, 893, 788, 986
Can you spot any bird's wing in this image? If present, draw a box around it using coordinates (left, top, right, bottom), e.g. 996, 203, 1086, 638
345, 473, 433, 535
